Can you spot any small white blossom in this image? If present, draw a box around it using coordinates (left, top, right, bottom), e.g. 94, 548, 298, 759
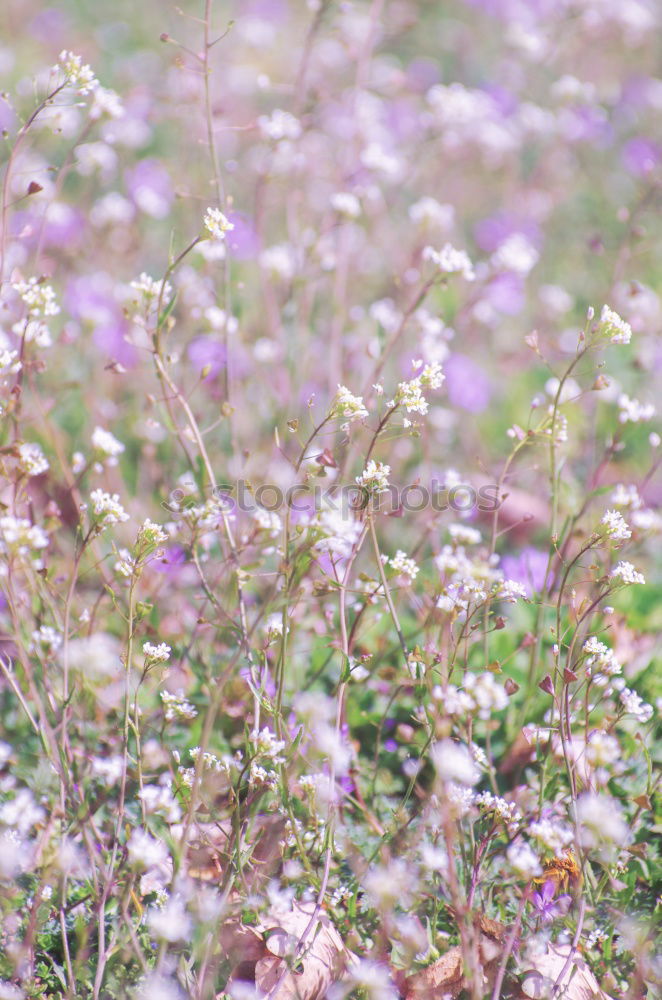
204, 207, 234, 241
507, 841, 542, 877
137, 519, 168, 548
497, 578, 528, 603
130, 273, 173, 303
160, 690, 197, 721
600, 305, 632, 345
0, 349, 21, 379
464, 672, 508, 718
422, 243, 475, 280
56, 50, 98, 95
257, 109, 302, 141
356, 460, 391, 495
431, 739, 480, 785
30, 626, 62, 655
619, 686, 653, 723
389, 550, 419, 582
610, 483, 642, 509
91, 426, 124, 465
89, 489, 129, 526
409, 197, 454, 229
618, 393, 655, 424
577, 793, 630, 857
89, 86, 123, 120
331, 192, 361, 218
448, 523, 481, 545
333, 385, 368, 422
17, 443, 49, 477
147, 896, 191, 942
586, 730, 621, 769
143, 642, 171, 663
610, 561, 646, 586
529, 818, 573, 855
127, 829, 170, 869
601, 509, 632, 543
0, 516, 49, 568
12, 277, 60, 318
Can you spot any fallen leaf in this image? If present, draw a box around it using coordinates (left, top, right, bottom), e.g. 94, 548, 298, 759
518, 943, 613, 1000
254, 900, 349, 1000
404, 919, 507, 999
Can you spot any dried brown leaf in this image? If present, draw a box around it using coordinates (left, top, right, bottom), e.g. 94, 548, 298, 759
518, 944, 613, 1000
254, 900, 349, 1000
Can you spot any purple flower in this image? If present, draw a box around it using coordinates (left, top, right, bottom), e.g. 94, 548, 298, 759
499, 547, 550, 596
187, 336, 226, 381
226, 213, 260, 260
532, 880, 571, 924
125, 159, 173, 219
444, 354, 492, 413
622, 137, 661, 178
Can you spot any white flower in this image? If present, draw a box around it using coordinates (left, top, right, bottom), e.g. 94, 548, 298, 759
30, 625, 62, 655
586, 731, 621, 769
464, 672, 508, 718
476, 792, 522, 829
409, 197, 454, 229
431, 739, 479, 785
0, 349, 21, 379
392, 378, 428, 415
619, 687, 653, 723
610, 483, 642, 509
56, 50, 98, 95
204, 207, 234, 241
601, 509, 631, 543
529, 818, 573, 855
257, 109, 301, 141
127, 830, 170, 869
507, 841, 542, 877
422, 243, 475, 280
389, 550, 419, 582
143, 642, 171, 663
418, 361, 445, 389
618, 393, 655, 423
331, 191, 361, 218
252, 506, 281, 536
333, 385, 368, 421
0, 788, 45, 834
497, 578, 528, 603
114, 548, 135, 578
139, 781, 181, 823
160, 689, 197, 721
17, 443, 49, 477
491, 233, 539, 274
89, 489, 129, 526
147, 896, 191, 942
137, 519, 169, 548
12, 277, 60, 318
577, 793, 630, 856
265, 613, 287, 642
356, 460, 391, 495
313, 503, 362, 561
610, 561, 645, 586
260, 243, 296, 280
91, 426, 124, 465
344, 959, 398, 999
600, 305, 632, 345
89, 86, 123, 120
448, 523, 481, 545
130, 273, 173, 303
0, 516, 49, 568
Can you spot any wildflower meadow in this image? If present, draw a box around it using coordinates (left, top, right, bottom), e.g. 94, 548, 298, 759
0, 1, 660, 998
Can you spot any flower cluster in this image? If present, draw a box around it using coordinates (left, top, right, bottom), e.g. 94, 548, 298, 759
422, 243, 475, 280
